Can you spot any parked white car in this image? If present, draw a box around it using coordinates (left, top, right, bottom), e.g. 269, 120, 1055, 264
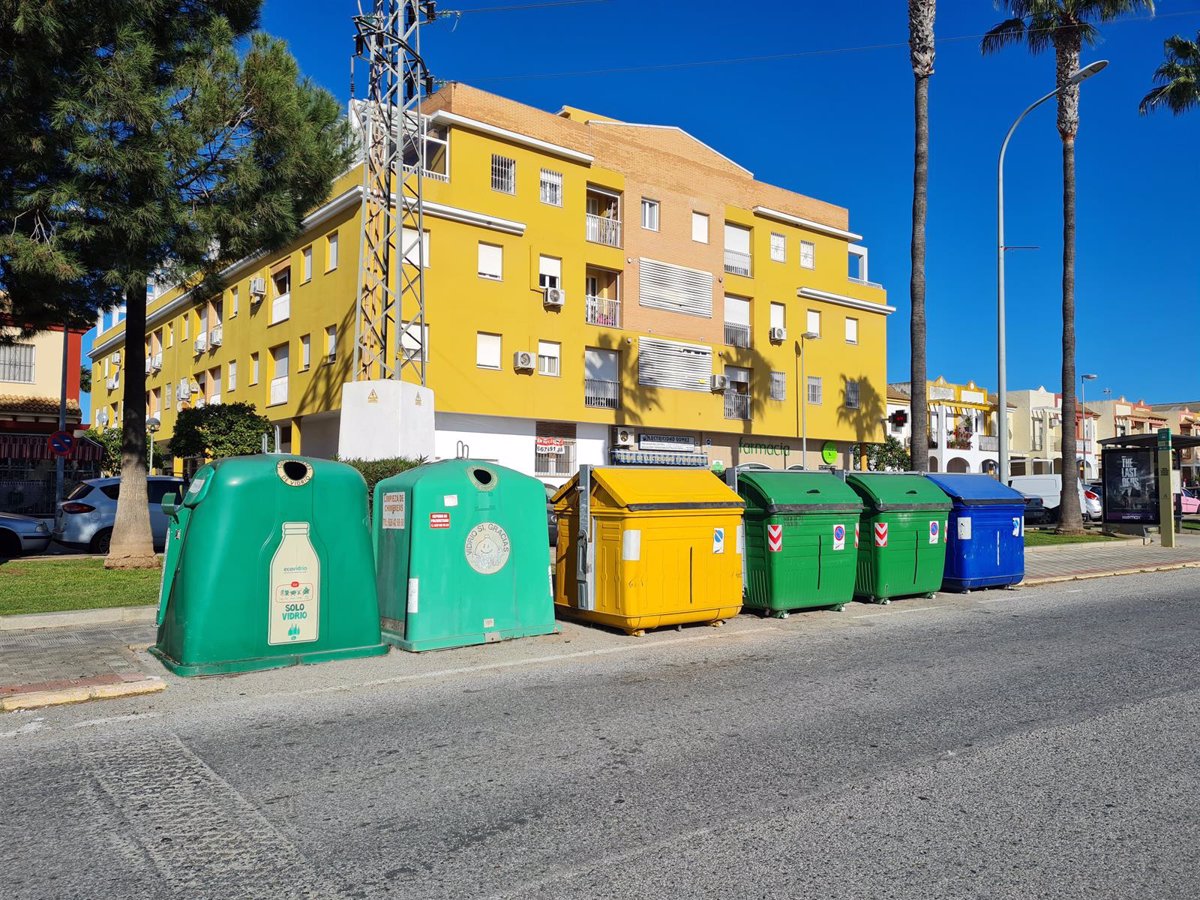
54, 476, 187, 553
0, 512, 53, 557
1007, 475, 1101, 522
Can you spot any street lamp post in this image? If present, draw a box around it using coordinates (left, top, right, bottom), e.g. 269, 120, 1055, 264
1081, 373, 1097, 478
147, 417, 161, 473
799, 331, 819, 467
997, 59, 1108, 484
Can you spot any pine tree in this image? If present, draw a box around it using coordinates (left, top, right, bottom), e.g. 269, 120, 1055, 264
0, 1, 350, 567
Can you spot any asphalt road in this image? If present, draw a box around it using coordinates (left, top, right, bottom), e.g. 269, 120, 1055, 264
2, 570, 1198, 899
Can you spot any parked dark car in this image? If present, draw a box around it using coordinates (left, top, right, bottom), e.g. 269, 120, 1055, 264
1020, 491, 1049, 527
544, 483, 559, 546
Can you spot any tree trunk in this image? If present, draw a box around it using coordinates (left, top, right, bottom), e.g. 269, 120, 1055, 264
910, 72, 930, 472
1057, 136, 1083, 533
105, 283, 158, 569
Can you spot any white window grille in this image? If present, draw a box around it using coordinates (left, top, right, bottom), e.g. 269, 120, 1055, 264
491, 154, 516, 194
845, 379, 860, 409
770, 232, 786, 262
770, 371, 787, 401
800, 240, 815, 269
539, 169, 563, 206
534, 423, 576, 477
0, 343, 35, 383
808, 376, 822, 405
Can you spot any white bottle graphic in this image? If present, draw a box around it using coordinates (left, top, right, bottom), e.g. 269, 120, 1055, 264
268, 522, 320, 645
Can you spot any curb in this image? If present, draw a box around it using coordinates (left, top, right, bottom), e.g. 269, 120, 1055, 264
1024, 560, 1200, 586
0, 605, 157, 632
1, 676, 166, 712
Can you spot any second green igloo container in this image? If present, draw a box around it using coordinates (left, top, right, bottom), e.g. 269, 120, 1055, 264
373, 459, 556, 651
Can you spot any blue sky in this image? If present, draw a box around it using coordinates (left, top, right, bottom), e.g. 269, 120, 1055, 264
156, 1, 1194, 410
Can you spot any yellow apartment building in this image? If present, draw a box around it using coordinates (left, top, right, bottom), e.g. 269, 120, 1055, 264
88, 84, 892, 481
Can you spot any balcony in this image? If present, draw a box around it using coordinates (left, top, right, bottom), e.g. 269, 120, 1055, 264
928, 431, 939, 449
724, 323, 751, 349
269, 376, 288, 406
724, 390, 751, 420
979, 434, 999, 452
209, 324, 223, 347
585, 295, 621, 328
723, 249, 752, 277
584, 379, 620, 410
144, 358, 152, 374
585, 214, 621, 247
193, 334, 208, 354
208, 393, 221, 406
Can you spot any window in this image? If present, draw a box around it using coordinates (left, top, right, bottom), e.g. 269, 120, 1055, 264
807, 309, 821, 337
400, 324, 429, 366
401, 228, 430, 268
723, 295, 751, 348
639, 258, 714, 318
302, 246, 312, 283
271, 264, 291, 324
534, 422, 576, 477
269, 343, 289, 405
537, 340, 561, 377
641, 198, 660, 231
770, 371, 787, 401
325, 325, 337, 361
478, 242, 503, 280
326, 231, 339, 271
845, 317, 859, 344
166, 382, 173, 406
770, 302, 786, 332
0, 343, 35, 383
584, 347, 620, 409
724, 366, 751, 420
800, 240, 815, 269
250, 352, 260, 385
691, 211, 709, 244
770, 232, 786, 262
300, 334, 311, 371
182, 316, 189, 340
723, 223, 752, 276
807, 376, 822, 405
845, 379, 860, 409
491, 154, 516, 194
228, 359, 237, 392
476, 332, 501, 369
538, 255, 562, 290
230, 286, 239, 318
166, 322, 174, 347
539, 168, 562, 206
638, 337, 713, 392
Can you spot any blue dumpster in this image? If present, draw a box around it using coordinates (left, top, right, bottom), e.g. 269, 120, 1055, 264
924, 473, 1025, 592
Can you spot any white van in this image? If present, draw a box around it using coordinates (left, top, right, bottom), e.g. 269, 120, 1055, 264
1008, 475, 1101, 522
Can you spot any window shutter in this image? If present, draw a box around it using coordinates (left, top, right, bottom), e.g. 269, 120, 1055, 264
724, 295, 751, 326
639, 258, 713, 318
770, 303, 785, 330
637, 337, 712, 392
724, 223, 751, 253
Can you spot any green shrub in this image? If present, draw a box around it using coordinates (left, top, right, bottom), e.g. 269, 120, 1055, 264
338, 456, 425, 507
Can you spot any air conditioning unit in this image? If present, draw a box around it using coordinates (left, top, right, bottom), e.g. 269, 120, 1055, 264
111, 351, 121, 366
105, 377, 119, 391
710, 374, 729, 392
769, 326, 787, 343
177, 379, 191, 400
513, 351, 535, 372
194, 336, 207, 354
614, 428, 636, 449
208, 329, 222, 348
249, 277, 267, 299
144, 359, 152, 374
543, 287, 565, 308
152, 353, 163, 371
194, 398, 206, 409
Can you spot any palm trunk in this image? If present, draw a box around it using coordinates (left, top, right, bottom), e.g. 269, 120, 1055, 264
1057, 136, 1083, 533
910, 72, 929, 472
105, 282, 158, 569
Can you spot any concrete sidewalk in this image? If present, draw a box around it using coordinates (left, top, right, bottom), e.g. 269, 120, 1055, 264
1025, 532, 1200, 584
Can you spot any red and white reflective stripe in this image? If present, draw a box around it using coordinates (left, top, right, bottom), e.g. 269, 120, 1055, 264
854, 523, 860, 548
874, 522, 888, 547
767, 523, 783, 553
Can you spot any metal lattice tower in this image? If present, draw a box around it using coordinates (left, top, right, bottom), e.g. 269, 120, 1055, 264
352, 1, 435, 384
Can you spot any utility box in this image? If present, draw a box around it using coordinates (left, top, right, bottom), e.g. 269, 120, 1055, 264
373, 459, 556, 651
845, 473, 951, 604
737, 471, 863, 616
924, 473, 1026, 592
553, 466, 744, 636
151, 456, 387, 676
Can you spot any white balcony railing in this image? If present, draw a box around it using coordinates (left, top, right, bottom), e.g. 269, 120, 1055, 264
585, 295, 621, 327
144, 358, 152, 374
585, 214, 621, 247
723, 249, 752, 277
724, 390, 751, 420
152, 352, 163, 370
269, 376, 288, 406
193, 334, 207, 354
584, 379, 620, 410
402, 163, 449, 183
724, 323, 751, 348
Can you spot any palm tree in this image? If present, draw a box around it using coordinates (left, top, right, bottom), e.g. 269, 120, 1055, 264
982, 0, 1153, 533
1140, 32, 1200, 115
909, 0, 935, 473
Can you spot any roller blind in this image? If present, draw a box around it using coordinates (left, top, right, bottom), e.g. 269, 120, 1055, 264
639, 258, 713, 318
638, 337, 712, 392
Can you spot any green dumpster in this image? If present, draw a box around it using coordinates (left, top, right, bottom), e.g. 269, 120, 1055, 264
845, 473, 951, 604
373, 459, 556, 652
151, 456, 388, 676
737, 471, 863, 617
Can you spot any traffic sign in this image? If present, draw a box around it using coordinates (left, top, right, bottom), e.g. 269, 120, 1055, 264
47, 430, 75, 457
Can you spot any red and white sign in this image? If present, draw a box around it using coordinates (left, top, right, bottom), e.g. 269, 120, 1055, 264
832, 523, 846, 551
429, 512, 451, 529
767, 523, 783, 553
854, 523, 860, 549
535, 436, 566, 455
874, 522, 889, 547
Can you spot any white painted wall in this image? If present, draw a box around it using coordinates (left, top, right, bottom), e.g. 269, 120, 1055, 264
432, 413, 611, 485
301, 411, 341, 459
338, 381, 435, 461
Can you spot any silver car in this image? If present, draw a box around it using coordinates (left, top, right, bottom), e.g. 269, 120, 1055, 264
0, 512, 53, 557
55, 476, 186, 553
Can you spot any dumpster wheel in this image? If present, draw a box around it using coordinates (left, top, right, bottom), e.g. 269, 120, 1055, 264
631, 629, 646, 637
771, 610, 790, 620
877, 597, 891, 606
711, 619, 725, 628
833, 604, 845, 613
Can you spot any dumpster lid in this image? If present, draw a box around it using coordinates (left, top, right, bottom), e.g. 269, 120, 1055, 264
557, 467, 743, 512
844, 473, 951, 512
924, 473, 1026, 506
736, 471, 862, 514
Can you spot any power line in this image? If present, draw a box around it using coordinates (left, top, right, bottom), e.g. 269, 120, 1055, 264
438, 0, 607, 15
452, 8, 1200, 82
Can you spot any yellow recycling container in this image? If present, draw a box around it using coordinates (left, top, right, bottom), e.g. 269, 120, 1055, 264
553, 466, 745, 636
